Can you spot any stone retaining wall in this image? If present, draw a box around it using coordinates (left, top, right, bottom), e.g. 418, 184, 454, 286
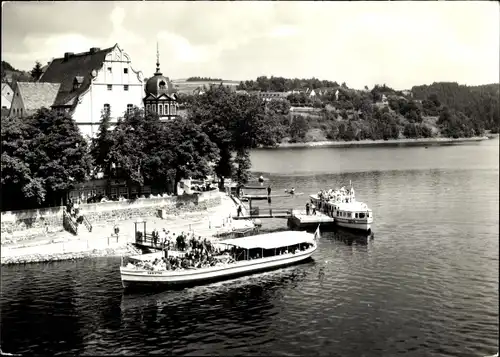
1, 206, 64, 241
1, 190, 222, 242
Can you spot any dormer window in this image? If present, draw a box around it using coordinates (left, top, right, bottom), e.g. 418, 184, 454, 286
73, 76, 84, 91
107, 67, 112, 74
159, 81, 166, 90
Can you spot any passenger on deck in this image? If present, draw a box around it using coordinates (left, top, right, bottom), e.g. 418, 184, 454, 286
267, 186, 272, 196
237, 205, 242, 217
306, 202, 310, 215
290, 187, 295, 195
312, 203, 316, 215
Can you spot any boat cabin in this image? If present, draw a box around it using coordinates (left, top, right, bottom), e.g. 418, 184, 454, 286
219, 231, 316, 261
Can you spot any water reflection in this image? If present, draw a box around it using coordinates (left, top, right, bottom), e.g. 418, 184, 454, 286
118, 266, 312, 355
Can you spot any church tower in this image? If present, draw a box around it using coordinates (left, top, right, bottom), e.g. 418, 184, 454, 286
143, 42, 178, 120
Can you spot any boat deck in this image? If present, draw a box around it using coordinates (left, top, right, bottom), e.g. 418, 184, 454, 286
287, 210, 335, 229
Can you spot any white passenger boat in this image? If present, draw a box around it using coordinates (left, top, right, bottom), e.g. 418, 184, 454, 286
120, 229, 320, 290
310, 184, 373, 233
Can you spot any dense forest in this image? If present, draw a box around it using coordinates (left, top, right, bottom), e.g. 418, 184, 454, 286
237, 76, 342, 92
233, 77, 499, 135
411, 82, 499, 133
186, 76, 223, 82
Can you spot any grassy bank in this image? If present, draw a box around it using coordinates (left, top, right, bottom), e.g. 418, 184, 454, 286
269, 136, 491, 149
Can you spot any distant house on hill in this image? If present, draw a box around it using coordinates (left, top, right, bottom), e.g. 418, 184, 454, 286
9, 82, 61, 118
1, 82, 14, 111
193, 86, 206, 96
254, 91, 288, 101
13, 44, 144, 138
401, 89, 412, 97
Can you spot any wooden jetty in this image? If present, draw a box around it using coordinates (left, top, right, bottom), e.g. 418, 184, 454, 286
287, 210, 335, 230
241, 193, 299, 201
233, 207, 336, 230
233, 207, 293, 220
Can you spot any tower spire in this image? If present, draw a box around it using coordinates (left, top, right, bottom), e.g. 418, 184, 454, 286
155, 41, 162, 75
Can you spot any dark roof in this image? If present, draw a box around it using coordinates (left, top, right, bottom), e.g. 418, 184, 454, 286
145, 74, 176, 97
39, 45, 115, 106
16, 82, 61, 111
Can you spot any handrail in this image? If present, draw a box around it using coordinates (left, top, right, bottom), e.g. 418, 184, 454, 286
82, 215, 92, 232
63, 209, 78, 235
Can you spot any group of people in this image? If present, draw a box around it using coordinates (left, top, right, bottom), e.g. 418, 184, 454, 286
127, 250, 236, 271
130, 230, 237, 271
305, 202, 317, 215
191, 182, 214, 192
66, 198, 81, 219
317, 187, 355, 203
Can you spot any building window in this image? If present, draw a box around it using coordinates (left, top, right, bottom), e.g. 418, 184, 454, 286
107, 85, 112, 91
20, 108, 23, 116
127, 104, 133, 115
152, 104, 157, 113
166, 104, 170, 115
158, 104, 163, 115
159, 81, 166, 90
107, 67, 112, 73
104, 104, 110, 114
124, 85, 129, 91
124, 68, 128, 74
146, 104, 151, 112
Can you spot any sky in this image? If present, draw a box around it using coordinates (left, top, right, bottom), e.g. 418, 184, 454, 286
1, 1, 499, 90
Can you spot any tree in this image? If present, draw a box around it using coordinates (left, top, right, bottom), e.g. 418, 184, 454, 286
289, 115, 309, 142
107, 108, 160, 195
188, 85, 277, 188
1, 116, 46, 210
160, 118, 220, 194
30, 108, 92, 206
30, 61, 43, 81
1, 108, 91, 209
232, 149, 251, 185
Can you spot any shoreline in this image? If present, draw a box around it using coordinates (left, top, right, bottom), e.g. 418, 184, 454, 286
262, 136, 492, 149
1, 194, 241, 266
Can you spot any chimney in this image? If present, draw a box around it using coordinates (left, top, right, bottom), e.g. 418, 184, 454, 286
89, 47, 101, 54
64, 52, 74, 61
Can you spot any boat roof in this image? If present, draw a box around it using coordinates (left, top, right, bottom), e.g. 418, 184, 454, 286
331, 201, 371, 211
219, 231, 314, 250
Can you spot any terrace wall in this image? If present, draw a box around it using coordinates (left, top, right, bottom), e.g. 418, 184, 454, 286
1, 190, 221, 241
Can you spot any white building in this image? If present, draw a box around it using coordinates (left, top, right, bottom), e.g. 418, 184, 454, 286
37, 44, 144, 138
1, 82, 14, 111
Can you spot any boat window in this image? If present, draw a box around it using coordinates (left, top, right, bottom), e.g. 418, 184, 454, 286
355, 213, 358, 218
359, 213, 365, 219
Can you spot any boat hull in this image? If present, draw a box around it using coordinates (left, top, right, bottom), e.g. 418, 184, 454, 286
335, 220, 372, 232
121, 247, 316, 290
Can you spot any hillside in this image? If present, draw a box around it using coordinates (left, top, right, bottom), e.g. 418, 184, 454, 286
171, 78, 240, 94
411, 82, 499, 132
1, 60, 32, 83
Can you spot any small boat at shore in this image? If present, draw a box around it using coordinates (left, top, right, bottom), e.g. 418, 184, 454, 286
120, 229, 320, 290
309, 184, 373, 233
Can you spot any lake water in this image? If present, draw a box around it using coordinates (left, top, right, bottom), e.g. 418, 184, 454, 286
1, 139, 498, 357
